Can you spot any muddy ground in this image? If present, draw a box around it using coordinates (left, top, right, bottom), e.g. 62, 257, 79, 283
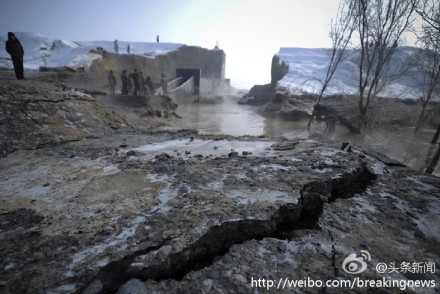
0, 70, 440, 294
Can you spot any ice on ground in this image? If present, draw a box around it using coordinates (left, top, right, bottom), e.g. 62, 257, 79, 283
252, 163, 294, 172
414, 202, 440, 242
132, 139, 275, 158
406, 176, 437, 191
378, 191, 410, 213
369, 160, 389, 175
317, 149, 342, 157
67, 212, 148, 275
227, 189, 300, 206
102, 163, 120, 175
353, 196, 377, 213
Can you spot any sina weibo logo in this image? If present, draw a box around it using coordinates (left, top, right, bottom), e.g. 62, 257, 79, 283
342, 250, 371, 274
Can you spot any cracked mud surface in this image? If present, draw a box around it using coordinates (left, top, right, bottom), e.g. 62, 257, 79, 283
1, 135, 439, 294
1, 71, 440, 293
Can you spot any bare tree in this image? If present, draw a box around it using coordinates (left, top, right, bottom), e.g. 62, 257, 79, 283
354, 0, 416, 115
414, 0, 440, 133
425, 144, 440, 174
425, 110, 440, 175
414, 38, 440, 133
413, 0, 440, 174
307, 0, 357, 129
415, 0, 440, 31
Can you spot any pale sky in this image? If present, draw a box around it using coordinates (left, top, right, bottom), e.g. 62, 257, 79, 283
0, 0, 341, 88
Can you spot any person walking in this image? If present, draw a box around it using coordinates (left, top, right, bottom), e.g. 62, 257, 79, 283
5, 32, 25, 80
108, 70, 117, 94
127, 44, 131, 54
121, 70, 128, 95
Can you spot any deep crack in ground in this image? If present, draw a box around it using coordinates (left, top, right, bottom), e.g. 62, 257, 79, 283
78, 163, 377, 293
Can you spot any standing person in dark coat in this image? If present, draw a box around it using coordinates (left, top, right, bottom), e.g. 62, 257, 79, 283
132, 69, 141, 96
121, 70, 128, 95
5, 32, 25, 80
139, 71, 146, 95
145, 76, 154, 94
108, 70, 117, 94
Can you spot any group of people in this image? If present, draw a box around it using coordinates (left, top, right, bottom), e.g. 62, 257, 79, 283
5, 32, 168, 97
115, 38, 161, 54
108, 69, 156, 96
113, 40, 131, 54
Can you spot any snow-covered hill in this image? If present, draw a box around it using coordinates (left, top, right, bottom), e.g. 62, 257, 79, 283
0, 32, 183, 70
276, 47, 424, 99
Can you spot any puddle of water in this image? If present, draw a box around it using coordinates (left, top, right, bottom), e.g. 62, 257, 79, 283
174, 97, 438, 174
176, 97, 265, 136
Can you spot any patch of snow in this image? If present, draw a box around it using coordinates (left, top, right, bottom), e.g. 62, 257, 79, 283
413, 202, 440, 242
147, 173, 170, 182
311, 168, 335, 174
133, 139, 274, 158
378, 191, 409, 213
290, 157, 303, 162
67, 212, 148, 276
353, 196, 377, 213
0, 165, 51, 198
227, 189, 300, 206
47, 283, 77, 294
369, 161, 389, 175
96, 257, 110, 267
102, 164, 120, 175
68, 89, 92, 98
16, 185, 52, 198
252, 163, 294, 172
286, 235, 324, 252
406, 176, 436, 191
318, 149, 342, 157
323, 158, 338, 166
150, 186, 177, 213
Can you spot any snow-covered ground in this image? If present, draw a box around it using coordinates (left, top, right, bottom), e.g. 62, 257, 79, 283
0, 32, 183, 70
276, 47, 424, 99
